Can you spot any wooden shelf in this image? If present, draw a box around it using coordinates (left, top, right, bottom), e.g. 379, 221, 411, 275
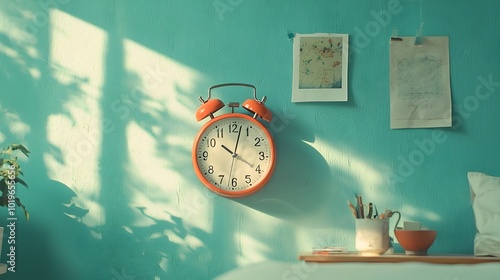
299, 253, 500, 264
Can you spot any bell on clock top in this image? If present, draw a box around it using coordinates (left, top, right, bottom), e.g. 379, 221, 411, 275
195, 83, 272, 122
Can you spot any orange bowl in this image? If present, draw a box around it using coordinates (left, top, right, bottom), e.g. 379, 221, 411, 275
394, 230, 437, 255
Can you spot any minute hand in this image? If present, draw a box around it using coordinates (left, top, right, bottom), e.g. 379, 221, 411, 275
233, 126, 242, 156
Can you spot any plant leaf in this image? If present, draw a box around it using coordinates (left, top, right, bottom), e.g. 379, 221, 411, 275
15, 177, 28, 188
12, 144, 30, 158
0, 191, 7, 207
0, 179, 7, 193
15, 197, 29, 220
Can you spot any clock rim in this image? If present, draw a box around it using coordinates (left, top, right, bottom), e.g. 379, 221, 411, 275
192, 113, 276, 198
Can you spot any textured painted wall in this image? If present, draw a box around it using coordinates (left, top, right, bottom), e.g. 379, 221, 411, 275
0, 0, 499, 279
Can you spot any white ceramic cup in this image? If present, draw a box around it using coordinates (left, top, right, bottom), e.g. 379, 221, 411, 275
355, 218, 390, 255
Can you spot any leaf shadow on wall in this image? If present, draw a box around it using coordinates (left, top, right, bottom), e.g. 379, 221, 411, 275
0, 8, 97, 279
1, 2, 215, 279
92, 8, 219, 279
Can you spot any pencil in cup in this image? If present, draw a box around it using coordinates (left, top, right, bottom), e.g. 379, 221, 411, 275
347, 201, 358, 218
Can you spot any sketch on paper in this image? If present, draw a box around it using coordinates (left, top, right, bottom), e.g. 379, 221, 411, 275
292, 33, 348, 102
299, 36, 343, 89
390, 36, 451, 129
396, 54, 444, 98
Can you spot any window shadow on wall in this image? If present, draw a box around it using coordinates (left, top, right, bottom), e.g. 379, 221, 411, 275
0, 2, 94, 279
1, 1, 216, 279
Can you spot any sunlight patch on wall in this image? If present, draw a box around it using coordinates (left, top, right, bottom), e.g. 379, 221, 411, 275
125, 121, 180, 220
235, 232, 269, 266
312, 137, 442, 222
233, 207, 289, 266
125, 119, 214, 232
399, 203, 441, 223
312, 137, 384, 200
121, 38, 212, 233
0, 3, 41, 80
123, 38, 201, 124
44, 9, 106, 230
49, 9, 106, 92
166, 229, 205, 260
0, 108, 31, 140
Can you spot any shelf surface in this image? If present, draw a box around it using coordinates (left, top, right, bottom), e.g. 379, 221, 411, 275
299, 253, 500, 264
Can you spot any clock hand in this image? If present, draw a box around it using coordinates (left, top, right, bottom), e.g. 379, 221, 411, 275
221, 144, 235, 156
228, 126, 242, 187
233, 126, 242, 156
227, 157, 235, 188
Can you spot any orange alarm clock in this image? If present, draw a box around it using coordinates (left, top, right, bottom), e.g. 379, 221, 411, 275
192, 83, 276, 197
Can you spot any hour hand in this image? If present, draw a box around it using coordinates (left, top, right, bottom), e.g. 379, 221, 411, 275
221, 144, 235, 156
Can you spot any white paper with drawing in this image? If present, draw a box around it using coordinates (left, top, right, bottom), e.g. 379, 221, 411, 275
390, 36, 451, 129
291, 33, 349, 102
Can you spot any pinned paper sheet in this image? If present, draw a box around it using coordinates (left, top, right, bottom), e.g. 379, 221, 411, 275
389, 36, 452, 129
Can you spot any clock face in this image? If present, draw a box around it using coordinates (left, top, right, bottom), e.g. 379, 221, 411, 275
192, 113, 276, 197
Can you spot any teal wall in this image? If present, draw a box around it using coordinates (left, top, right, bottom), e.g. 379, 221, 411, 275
1, 0, 499, 279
